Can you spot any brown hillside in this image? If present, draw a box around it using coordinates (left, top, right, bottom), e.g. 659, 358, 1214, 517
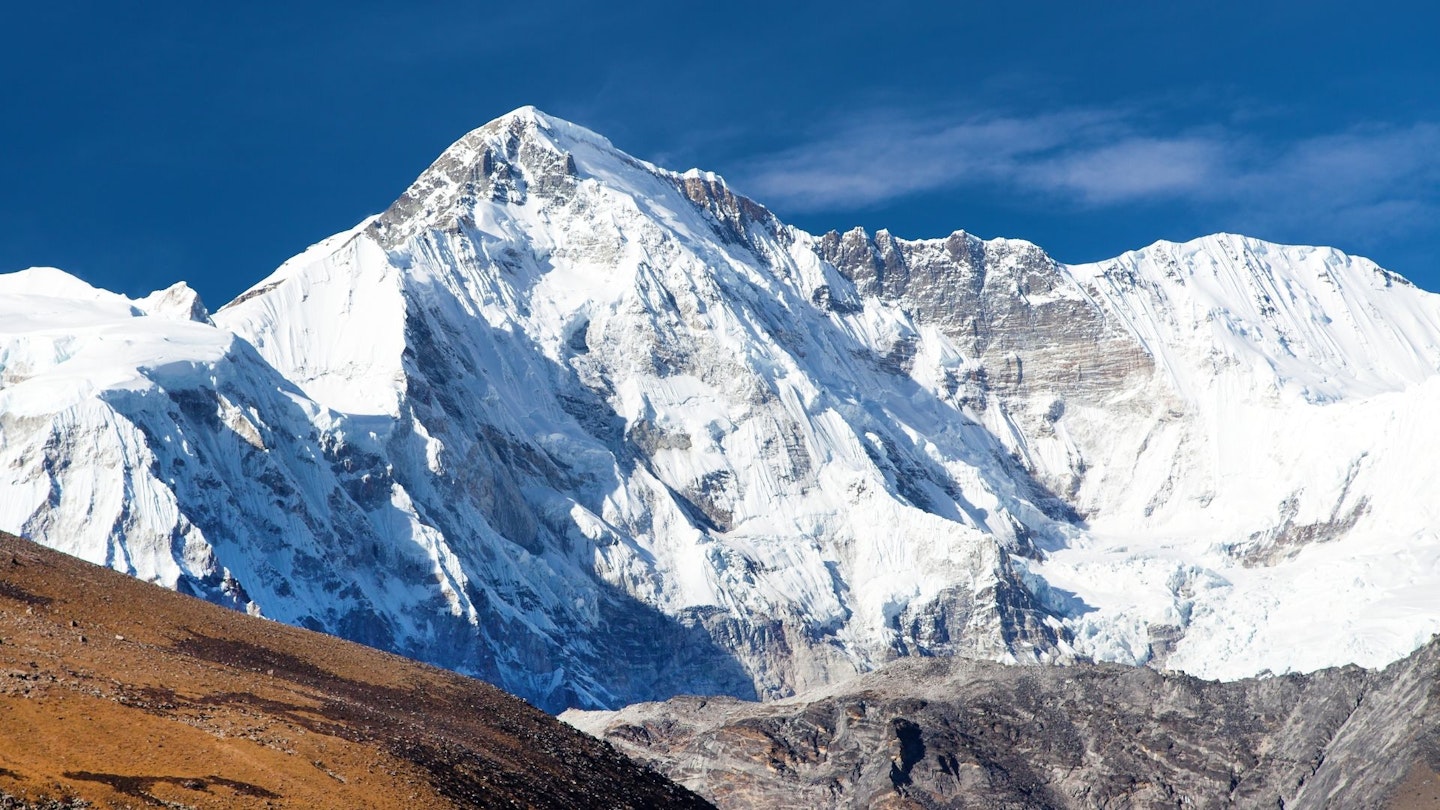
0, 531, 712, 809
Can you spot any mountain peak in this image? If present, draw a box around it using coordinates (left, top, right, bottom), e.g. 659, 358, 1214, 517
497, 103, 548, 125
139, 281, 212, 324
114, 109, 1440, 714
0, 266, 122, 303
368, 107, 621, 248
475, 105, 615, 151
366, 106, 784, 253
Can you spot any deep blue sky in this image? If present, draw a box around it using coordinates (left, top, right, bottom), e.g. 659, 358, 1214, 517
4, 1, 1439, 305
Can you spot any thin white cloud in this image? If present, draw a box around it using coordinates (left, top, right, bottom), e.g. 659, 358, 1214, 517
732, 109, 1440, 244
1239, 124, 1440, 237
736, 110, 1112, 209
1020, 136, 1227, 204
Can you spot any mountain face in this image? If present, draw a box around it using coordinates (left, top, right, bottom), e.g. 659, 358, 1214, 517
3, 107, 1440, 710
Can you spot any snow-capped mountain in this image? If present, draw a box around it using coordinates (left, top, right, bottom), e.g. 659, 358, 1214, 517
4, 107, 1440, 710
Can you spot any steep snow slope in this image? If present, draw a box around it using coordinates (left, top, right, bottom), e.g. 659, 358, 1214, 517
6, 107, 1440, 709
1, 267, 240, 587
812, 226, 1440, 676
216, 108, 1070, 708
0, 266, 545, 657
0, 265, 773, 710
1030, 239, 1440, 676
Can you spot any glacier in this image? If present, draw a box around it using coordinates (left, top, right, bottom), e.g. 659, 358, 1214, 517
3, 106, 1440, 710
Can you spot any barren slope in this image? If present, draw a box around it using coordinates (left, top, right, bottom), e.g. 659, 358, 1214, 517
0, 531, 710, 809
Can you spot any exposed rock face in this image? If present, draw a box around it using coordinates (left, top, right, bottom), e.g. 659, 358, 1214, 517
567, 636, 1440, 809
815, 227, 1155, 505
816, 227, 1154, 400
138, 281, 212, 324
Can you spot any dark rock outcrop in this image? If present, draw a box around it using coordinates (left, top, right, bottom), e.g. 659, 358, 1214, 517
568, 637, 1440, 809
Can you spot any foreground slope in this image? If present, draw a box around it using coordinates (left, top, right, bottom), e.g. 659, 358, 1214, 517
567, 636, 1440, 809
0, 531, 710, 809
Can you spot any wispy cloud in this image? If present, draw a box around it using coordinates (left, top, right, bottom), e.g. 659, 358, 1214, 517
732, 108, 1440, 244
1019, 135, 1227, 204
1240, 125, 1440, 238
734, 110, 1109, 210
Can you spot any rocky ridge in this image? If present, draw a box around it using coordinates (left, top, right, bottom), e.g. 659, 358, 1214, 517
567, 636, 1440, 809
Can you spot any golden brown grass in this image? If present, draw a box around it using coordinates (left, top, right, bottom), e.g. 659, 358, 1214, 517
0, 531, 709, 809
